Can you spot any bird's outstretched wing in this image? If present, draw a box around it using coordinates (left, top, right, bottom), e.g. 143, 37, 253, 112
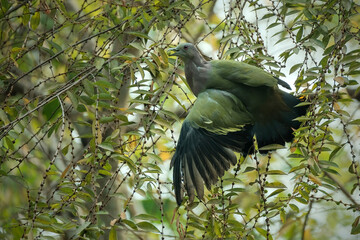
186, 89, 253, 134
170, 89, 253, 205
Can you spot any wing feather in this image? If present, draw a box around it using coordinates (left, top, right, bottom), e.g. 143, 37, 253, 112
170, 89, 253, 205
211, 60, 279, 88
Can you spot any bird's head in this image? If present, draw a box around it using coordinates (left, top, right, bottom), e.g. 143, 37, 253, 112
168, 43, 198, 61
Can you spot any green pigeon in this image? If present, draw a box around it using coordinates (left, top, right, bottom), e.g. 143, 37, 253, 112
168, 43, 307, 205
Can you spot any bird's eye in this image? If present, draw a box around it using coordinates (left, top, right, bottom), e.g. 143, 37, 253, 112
184, 46, 188, 50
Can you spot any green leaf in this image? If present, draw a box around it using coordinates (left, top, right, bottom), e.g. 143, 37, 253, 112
130, 98, 152, 105
109, 226, 117, 240
243, 167, 256, 173
267, 189, 286, 198
267, 22, 280, 29
295, 197, 308, 204
31, 12, 40, 30
137, 222, 159, 232
265, 170, 287, 175
289, 63, 303, 74
49, 40, 62, 52
299, 189, 309, 200
159, 109, 180, 121
348, 119, 360, 125
256, 227, 273, 240
351, 216, 360, 235
223, 177, 243, 184
99, 116, 115, 123
319, 160, 339, 168
228, 188, 246, 193
224, 47, 241, 57
126, 108, 148, 115
0, 109, 10, 124
289, 164, 307, 173
22, 6, 30, 26
153, 117, 173, 129
122, 219, 137, 230
265, 182, 287, 188
135, 62, 145, 79
295, 101, 311, 107
43, 98, 61, 121
151, 53, 161, 67
94, 58, 105, 70
158, 48, 168, 65
125, 31, 154, 42
188, 221, 206, 230
47, 122, 61, 137
289, 203, 299, 212
134, 214, 159, 221
132, 89, 154, 95
144, 59, 156, 76
259, 144, 285, 151
220, 34, 239, 43
80, 95, 95, 105
98, 143, 114, 152
342, 0, 352, 11
72, 221, 91, 236
95, 93, 113, 100
322, 168, 340, 175
94, 80, 115, 89
303, 9, 313, 19
280, 209, 286, 223
207, 199, 221, 204
83, 79, 94, 95
293, 116, 312, 122
77, 104, 87, 112
62, 144, 69, 155
296, 26, 303, 42
310, 38, 325, 49
4, 137, 14, 151
115, 155, 136, 173
98, 169, 112, 176
262, 13, 275, 20
349, 163, 357, 174
167, 92, 187, 111
67, 91, 78, 108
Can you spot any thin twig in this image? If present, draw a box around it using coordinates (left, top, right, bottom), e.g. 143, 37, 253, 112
322, 170, 360, 209
301, 200, 313, 240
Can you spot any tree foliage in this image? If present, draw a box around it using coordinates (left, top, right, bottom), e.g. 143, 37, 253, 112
0, 0, 359, 239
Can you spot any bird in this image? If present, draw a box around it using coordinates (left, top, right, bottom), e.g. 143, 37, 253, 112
168, 43, 307, 206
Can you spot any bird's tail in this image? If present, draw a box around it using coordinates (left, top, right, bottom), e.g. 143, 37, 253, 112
252, 92, 307, 151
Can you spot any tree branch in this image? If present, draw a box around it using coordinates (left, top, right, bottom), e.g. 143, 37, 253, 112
323, 170, 360, 209
301, 200, 313, 240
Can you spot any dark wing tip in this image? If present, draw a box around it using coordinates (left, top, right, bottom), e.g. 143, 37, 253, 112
275, 77, 292, 90
171, 122, 250, 205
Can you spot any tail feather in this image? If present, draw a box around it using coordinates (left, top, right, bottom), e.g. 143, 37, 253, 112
253, 92, 307, 150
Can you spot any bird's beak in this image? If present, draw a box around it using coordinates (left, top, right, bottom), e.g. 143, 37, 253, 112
167, 47, 179, 56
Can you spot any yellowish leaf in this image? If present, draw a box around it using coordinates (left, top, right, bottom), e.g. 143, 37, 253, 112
23, 98, 30, 105
308, 174, 322, 185
334, 76, 348, 86
61, 163, 72, 178
333, 102, 340, 111
110, 219, 118, 226
304, 229, 313, 240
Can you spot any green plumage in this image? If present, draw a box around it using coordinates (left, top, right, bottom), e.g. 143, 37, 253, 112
168, 43, 307, 205
209, 60, 278, 88
187, 89, 253, 134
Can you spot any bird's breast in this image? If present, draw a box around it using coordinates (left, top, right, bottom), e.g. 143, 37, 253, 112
185, 64, 209, 96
